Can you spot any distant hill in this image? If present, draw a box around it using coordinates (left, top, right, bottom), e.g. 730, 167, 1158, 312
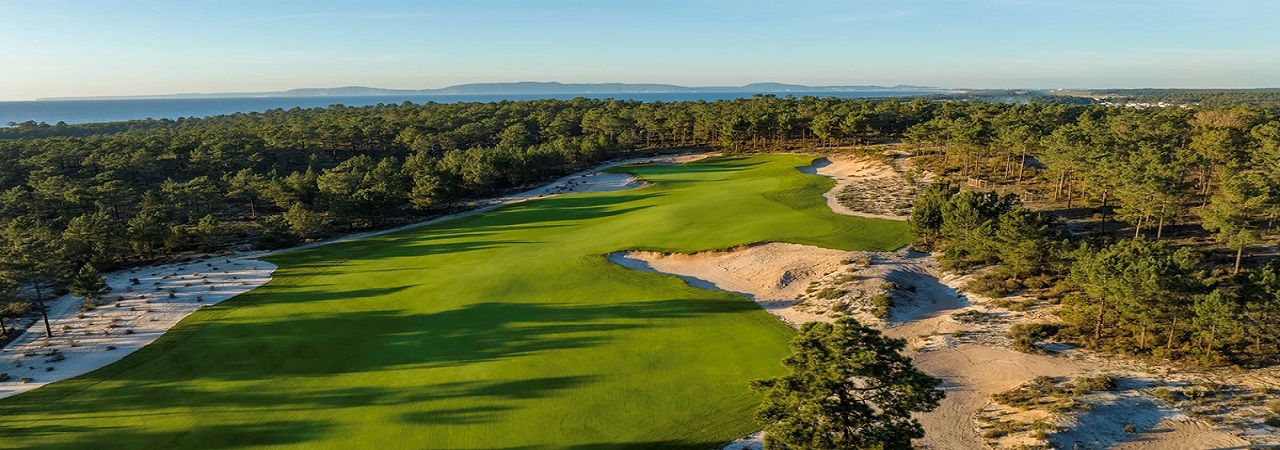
39, 82, 947, 101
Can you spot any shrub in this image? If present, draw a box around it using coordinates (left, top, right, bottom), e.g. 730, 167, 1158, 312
872, 293, 894, 319
1012, 336, 1042, 354
1267, 399, 1280, 414
1151, 387, 1179, 403
1009, 323, 1061, 341
0, 373, 8, 382
1183, 386, 1216, 400
981, 428, 1006, 439
814, 287, 845, 300
1073, 374, 1117, 392
951, 310, 990, 323
1124, 424, 1136, 433
1265, 415, 1280, 428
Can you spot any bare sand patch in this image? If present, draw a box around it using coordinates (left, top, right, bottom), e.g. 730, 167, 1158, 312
1113, 418, 1251, 450
608, 243, 849, 326
0, 254, 274, 399
912, 344, 1084, 450
799, 156, 916, 220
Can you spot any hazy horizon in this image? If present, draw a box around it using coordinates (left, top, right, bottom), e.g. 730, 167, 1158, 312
3, 0, 1278, 101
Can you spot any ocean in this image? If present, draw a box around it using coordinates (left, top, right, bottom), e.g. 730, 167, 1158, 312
0, 91, 938, 125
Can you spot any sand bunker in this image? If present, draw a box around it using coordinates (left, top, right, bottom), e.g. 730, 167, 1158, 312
0, 255, 275, 399
609, 243, 851, 326
799, 156, 916, 220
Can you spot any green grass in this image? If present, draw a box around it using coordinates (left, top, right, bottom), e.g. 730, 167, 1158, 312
0, 155, 909, 449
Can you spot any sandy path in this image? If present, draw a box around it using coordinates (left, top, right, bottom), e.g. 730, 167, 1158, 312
0, 153, 699, 400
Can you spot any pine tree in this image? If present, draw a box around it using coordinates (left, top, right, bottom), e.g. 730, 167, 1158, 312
751, 317, 944, 450
70, 263, 110, 309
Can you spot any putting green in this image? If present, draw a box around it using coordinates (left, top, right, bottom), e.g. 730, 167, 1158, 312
0, 155, 909, 449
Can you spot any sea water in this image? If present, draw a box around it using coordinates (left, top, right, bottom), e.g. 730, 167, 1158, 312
0, 91, 939, 125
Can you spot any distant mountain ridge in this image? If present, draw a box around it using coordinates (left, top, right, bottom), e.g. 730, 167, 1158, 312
39, 82, 946, 101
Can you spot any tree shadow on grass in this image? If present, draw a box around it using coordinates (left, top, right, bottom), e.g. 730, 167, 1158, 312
175, 298, 759, 378
0, 295, 754, 446
271, 193, 659, 268
556, 441, 729, 450
8, 420, 335, 450
458, 193, 658, 230
0, 376, 602, 429
0, 298, 756, 417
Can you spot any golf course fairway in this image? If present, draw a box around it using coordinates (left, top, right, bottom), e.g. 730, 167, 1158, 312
0, 155, 910, 449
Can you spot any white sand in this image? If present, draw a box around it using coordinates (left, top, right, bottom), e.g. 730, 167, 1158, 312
608, 243, 850, 326
0, 255, 275, 399
799, 156, 913, 221
1112, 418, 1251, 450
0, 152, 700, 400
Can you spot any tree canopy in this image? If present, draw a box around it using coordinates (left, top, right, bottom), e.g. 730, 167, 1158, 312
751, 317, 944, 450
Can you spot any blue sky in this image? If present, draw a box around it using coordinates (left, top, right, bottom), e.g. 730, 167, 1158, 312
1, 0, 1277, 100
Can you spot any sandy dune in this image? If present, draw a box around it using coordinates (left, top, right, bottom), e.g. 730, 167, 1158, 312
799, 156, 915, 220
